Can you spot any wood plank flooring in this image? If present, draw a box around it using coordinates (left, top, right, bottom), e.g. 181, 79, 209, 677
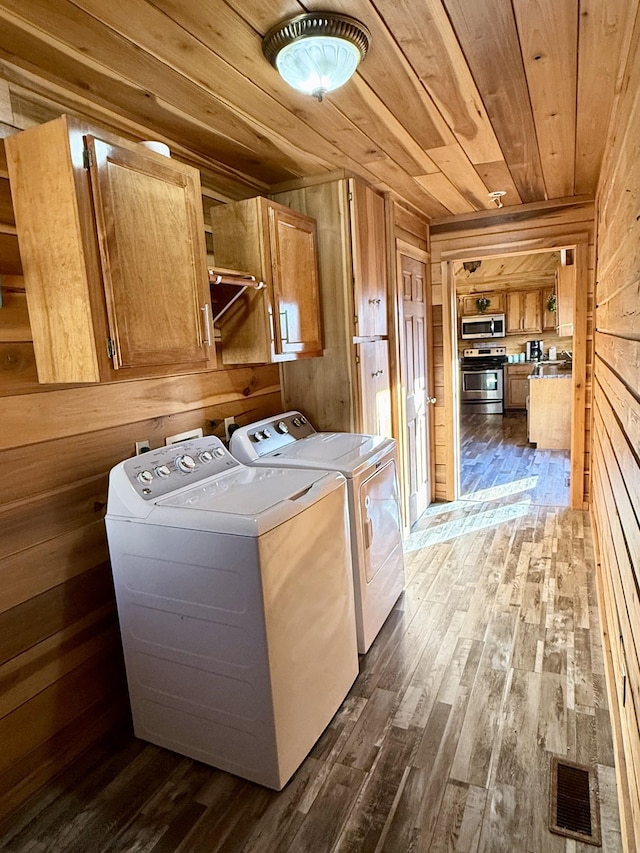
460, 412, 571, 507
0, 415, 621, 851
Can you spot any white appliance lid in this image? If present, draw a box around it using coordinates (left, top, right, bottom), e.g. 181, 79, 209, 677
158, 466, 322, 514
259, 432, 394, 476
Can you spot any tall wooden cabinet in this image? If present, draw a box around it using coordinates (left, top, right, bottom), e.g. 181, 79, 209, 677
210, 197, 322, 364
273, 177, 392, 436
555, 263, 575, 336
6, 115, 215, 383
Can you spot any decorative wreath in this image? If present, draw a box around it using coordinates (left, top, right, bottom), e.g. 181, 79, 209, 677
546, 293, 557, 313
476, 296, 491, 313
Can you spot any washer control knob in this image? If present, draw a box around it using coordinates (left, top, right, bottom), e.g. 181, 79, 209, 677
276, 421, 289, 434
199, 450, 213, 463
262, 428, 272, 438
176, 454, 196, 473
299, 415, 307, 424
255, 431, 266, 441
137, 470, 154, 485
213, 447, 225, 459
155, 465, 171, 478
292, 417, 301, 427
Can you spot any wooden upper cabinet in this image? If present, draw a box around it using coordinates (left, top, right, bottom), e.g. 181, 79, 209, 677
460, 291, 505, 316
210, 197, 322, 365
506, 290, 542, 334
555, 264, 575, 335
349, 179, 388, 338
5, 115, 214, 383
542, 286, 556, 332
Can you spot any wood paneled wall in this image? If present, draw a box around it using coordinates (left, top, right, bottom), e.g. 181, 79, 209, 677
0, 138, 282, 825
590, 13, 640, 849
429, 199, 595, 505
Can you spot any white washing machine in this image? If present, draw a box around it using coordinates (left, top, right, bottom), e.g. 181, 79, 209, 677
105, 436, 358, 790
230, 412, 405, 654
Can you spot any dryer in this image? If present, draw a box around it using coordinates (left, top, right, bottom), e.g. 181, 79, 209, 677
230, 412, 405, 654
105, 436, 358, 790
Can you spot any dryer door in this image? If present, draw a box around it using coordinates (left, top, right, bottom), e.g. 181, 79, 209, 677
359, 459, 403, 583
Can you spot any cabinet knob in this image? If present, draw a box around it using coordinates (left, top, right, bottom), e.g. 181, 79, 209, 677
427, 397, 437, 404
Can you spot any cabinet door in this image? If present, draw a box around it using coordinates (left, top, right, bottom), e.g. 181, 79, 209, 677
268, 203, 323, 358
504, 366, 530, 409
521, 290, 542, 332
556, 264, 575, 335
87, 137, 214, 371
349, 179, 388, 338
506, 290, 541, 334
358, 340, 392, 437
542, 286, 556, 331
461, 291, 504, 316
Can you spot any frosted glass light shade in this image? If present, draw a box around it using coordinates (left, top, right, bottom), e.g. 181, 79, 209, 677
276, 36, 361, 99
263, 14, 370, 101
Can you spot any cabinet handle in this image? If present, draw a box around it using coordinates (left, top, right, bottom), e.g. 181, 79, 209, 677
427, 397, 437, 404
368, 298, 382, 305
201, 304, 212, 346
279, 311, 289, 343
371, 369, 384, 378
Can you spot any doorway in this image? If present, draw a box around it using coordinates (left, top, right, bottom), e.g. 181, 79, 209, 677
436, 232, 589, 511
454, 251, 573, 507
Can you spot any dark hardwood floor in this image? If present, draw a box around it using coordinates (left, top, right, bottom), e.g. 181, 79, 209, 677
1, 415, 621, 852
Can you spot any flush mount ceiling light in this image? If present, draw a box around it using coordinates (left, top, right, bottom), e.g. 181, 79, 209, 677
488, 190, 507, 208
263, 13, 370, 102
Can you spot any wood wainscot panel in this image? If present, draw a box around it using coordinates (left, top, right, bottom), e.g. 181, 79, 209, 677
0, 364, 280, 449
0, 562, 115, 667
0, 391, 282, 508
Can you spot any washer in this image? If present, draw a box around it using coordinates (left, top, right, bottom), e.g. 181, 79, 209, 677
105, 435, 358, 790
230, 412, 405, 654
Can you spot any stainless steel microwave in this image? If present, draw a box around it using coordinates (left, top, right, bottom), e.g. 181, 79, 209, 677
461, 313, 505, 339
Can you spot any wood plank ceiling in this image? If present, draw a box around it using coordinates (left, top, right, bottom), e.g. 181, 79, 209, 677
0, 0, 635, 216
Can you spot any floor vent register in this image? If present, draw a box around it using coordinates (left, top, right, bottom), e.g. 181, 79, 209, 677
549, 756, 601, 846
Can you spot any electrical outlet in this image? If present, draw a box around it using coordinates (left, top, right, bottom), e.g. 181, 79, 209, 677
135, 440, 151, 455
224, 417, 237, 442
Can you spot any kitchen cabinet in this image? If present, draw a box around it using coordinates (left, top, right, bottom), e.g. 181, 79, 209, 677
210, 197, 322, 364
272, 177, 392, 435
528, 376, 572, 448
5, 115, 214, 383
506, 290, 542, 334
555, 263, 575, 335
460, 291, 505, 316
504, 363, 532, 410
542, 286, 557, 332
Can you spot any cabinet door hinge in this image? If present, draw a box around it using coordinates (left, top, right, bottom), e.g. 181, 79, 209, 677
348, 191, 353, 202
354, 314, 358, 326
83, 148, 93, 169
106, 338, 116, 359
355, 354, 360, 364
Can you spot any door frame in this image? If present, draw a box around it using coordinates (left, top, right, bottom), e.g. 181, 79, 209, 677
441, 234, 590, 509
393, 239, 434, 528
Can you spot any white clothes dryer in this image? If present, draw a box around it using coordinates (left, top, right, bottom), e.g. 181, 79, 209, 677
230, 412, 405, 654
105, 436, 358, 790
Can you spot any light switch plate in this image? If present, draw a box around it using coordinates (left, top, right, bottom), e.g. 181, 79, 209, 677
165, 428, 204, 446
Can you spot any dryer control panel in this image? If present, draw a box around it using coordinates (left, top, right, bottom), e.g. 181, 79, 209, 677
230, 411, 315, 461
121, 436, 240, 500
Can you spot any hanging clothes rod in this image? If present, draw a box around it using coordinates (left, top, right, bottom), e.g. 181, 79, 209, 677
208, 268, 266, 324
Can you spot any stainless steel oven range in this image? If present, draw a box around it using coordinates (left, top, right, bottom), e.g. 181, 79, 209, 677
460, 345, 507, 414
